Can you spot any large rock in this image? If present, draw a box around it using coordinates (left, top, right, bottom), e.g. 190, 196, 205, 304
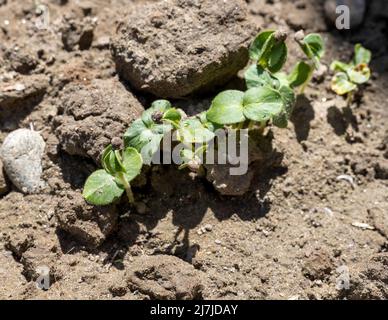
54, 78, 144, 163
0, 129, 45, 194
55, 191, 118, 248
126, 255, 204, 299
111, 0, 255, 98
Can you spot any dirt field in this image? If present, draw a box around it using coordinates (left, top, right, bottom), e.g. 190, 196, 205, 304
0, 0, 387, 300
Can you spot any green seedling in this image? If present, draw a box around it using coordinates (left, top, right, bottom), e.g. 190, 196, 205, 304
245, 30, 324, 94
83, 145, 142, 205
330, 44, 372, 104
124, 100, 183, 164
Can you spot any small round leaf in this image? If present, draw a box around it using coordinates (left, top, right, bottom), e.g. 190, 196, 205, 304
249, 30, 275, 61
287, 61, 313, 88
83, 170, 124, 206
122, 147, 143, 182
353, 44, 371, 66
331, 72, 357, 95
206, 90, 245, 125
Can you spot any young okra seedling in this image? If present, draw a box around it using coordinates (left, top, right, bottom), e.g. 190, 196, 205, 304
82, 29, 326, 207
330, 44, 372, 105
83, 145, 142, 205
209, 30, 325, 130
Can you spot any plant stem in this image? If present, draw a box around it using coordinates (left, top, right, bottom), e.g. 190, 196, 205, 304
118, 172, 134, 203
346, 92, 353, 107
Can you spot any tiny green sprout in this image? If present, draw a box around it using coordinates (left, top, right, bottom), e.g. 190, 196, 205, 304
83, 145, 143, 205
295, 31, 325, 68
245, 30, 324, 95
124, 99, 183, 164
176, 114, 216, 173
330, 44, 372, 104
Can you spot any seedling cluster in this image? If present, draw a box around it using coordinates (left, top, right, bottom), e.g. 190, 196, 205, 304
330, 44, 372, 104
83, 30, 326, 206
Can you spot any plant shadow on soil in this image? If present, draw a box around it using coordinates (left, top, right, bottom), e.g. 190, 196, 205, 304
290, 95, 315, 143
54, 147, 286, 268
327, 105, 359, 136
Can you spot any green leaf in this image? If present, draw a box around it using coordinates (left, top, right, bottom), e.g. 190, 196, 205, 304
124, 119, 172, 165
330, 60, 351, 73
347, 64, 371, 84
331, 72, 357, 95
287, 61, 313, 88
249, 30, 275, 61
83, 170, 124, 206
163, 108, 182, 126
272, 112, 288, 128
353, 44, 371, 65
178, 118, 215, 144
206, 90, 245, 125
241, 85, 295, 127
122, 147, 143, 182
139, 134, 164, 165
249, 30, 287, 73
101, 146, 124, 176
299, 33, 324, 67
267, 42, 287, 73
243, 86, 284, 122
101, 145, 113, 173
245, 64, 280, 89
279, 85, 296, 117
198, 112, 222, 132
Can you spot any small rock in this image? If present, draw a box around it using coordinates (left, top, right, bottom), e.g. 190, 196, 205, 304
204, 224, 213, 232
214, 239, 222, 245
0, 129, 45, 194
352, 221, 374, 230
324, 0, 366, 29
205, 163, 254, 196
126, 255, 204, 299
4, 46, 39, 74
111, 0, 255, 98
302, 249, 334, 280
336, 174, 356, 188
